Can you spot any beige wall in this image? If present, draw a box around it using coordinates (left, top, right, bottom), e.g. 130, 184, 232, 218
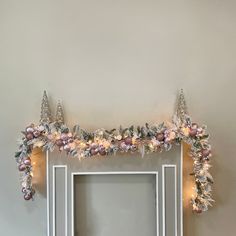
0, 0, 236, 235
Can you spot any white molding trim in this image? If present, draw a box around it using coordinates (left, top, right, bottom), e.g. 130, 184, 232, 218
162, 164, 177, 236
156, 172, 159, 236
46, 151, 50, 236
52, 165, 68, 236
71, 171, 159, 236
180, 143, 183, 236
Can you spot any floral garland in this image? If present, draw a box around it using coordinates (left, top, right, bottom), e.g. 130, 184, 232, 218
14, 91, 214, 213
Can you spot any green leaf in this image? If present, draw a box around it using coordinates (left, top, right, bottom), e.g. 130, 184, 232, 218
62, 127, 69, 133
200, 135, 209, 140
15, 151, 21, 158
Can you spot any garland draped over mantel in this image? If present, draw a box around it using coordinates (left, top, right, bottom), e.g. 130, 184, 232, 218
15, 90, 214, 214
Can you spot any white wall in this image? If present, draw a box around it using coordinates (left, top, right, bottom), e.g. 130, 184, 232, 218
0, 0, 236, 235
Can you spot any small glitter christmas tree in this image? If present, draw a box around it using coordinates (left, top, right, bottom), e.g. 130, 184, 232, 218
40, 91, 52, 124
55, 101, 64, 125
176, 89, 187, 123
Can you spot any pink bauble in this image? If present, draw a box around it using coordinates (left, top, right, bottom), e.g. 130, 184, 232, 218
202, 149, 211, 157
189, 129, 197, 137
24, 193, 32, 201
91, 149, 98, 156
33, 130, 41, 138
60, 133, 68, 141
156, 133, 165, 142
55, 139, 63, 147
120, 142, 127, 150
99, 147, 106, 156
124, 137, 132, 145
26, 127, 34, 133
26, 133, 34, 140
18, 164, 26, 171
91, 143, 98, 149
23, 158, 31, 166
21, 187, 27, 193
191, 123, 198, 130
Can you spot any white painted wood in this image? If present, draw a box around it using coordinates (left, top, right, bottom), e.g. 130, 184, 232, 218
52, 165, 68, 236
46, 151, 50, 236
162, 165, 177, 236
156, 173, 159, 236
71, 171, 74, 236
47, 144, 183, 236
180, 144, 183, 236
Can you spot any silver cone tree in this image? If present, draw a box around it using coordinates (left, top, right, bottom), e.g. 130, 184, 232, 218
55, 101, 64, 125
176, 89, 187, 123
40, 91, 52, 124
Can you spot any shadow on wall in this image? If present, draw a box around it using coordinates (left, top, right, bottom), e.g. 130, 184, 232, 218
31, 148, 47, 198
